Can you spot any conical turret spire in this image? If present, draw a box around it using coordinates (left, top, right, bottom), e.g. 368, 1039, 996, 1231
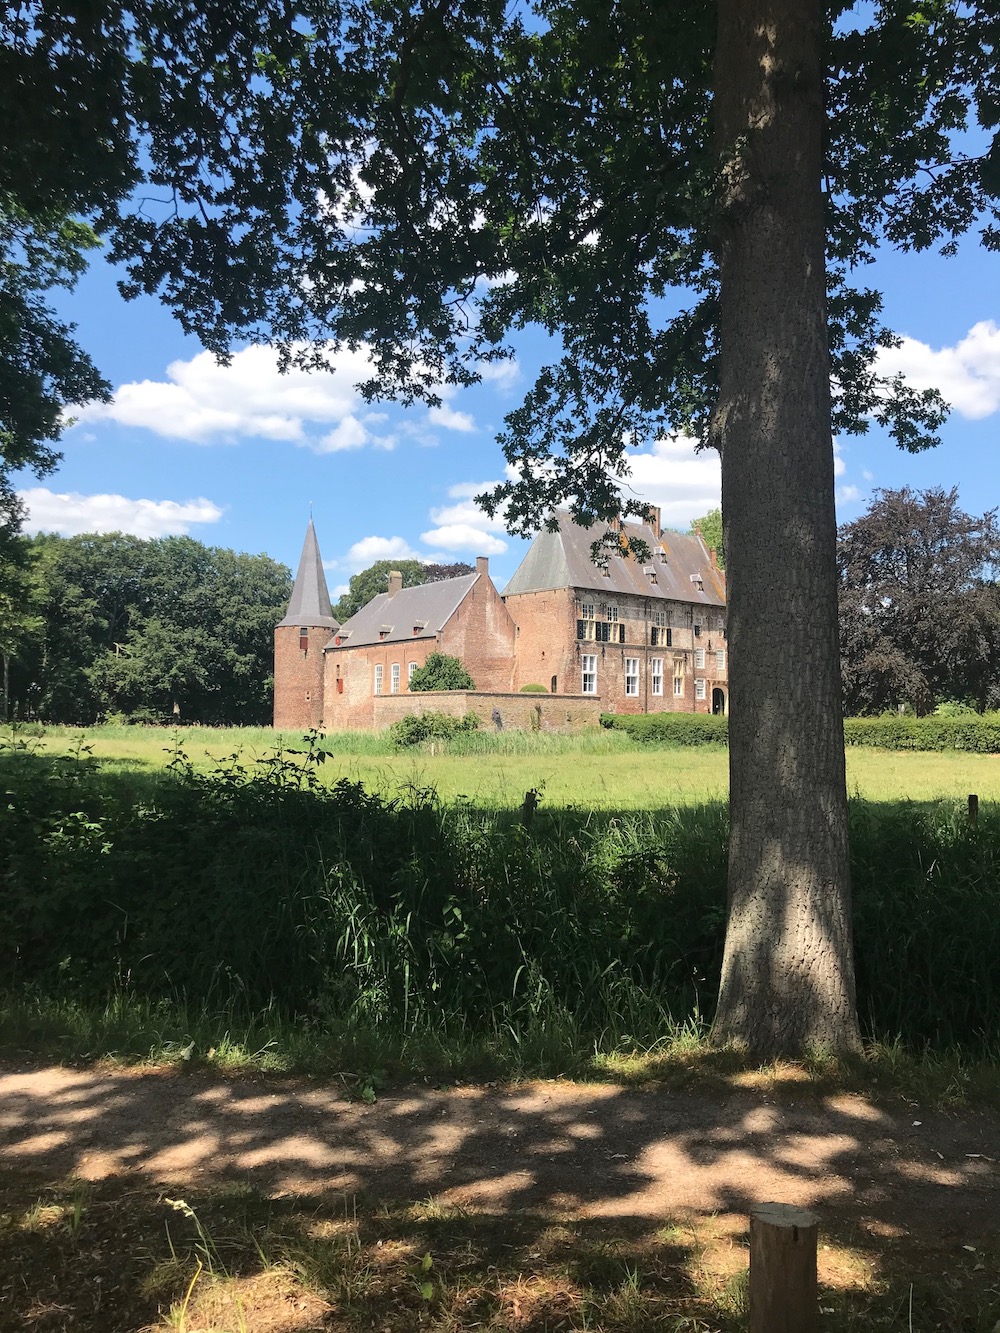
277, 518, 338, 627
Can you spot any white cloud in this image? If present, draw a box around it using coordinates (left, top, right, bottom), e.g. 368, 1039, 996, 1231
619, 433, 721, 527
420, 481, 510, 555
875, 320, 1000, 419
73, 343, 384, 448
428, 403, 476, 432
837, 484, 863, 503
319, 414, 370, 452
19, 488, 224, 538
420, 522, 507, 555
342, 535, 424, 569
833, 440, 846, 476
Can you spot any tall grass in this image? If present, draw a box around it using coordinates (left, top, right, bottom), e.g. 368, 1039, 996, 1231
1, 731, 998, 1066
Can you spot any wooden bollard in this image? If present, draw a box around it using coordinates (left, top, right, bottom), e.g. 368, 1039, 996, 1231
969, 793, 979, 825
749, 1203, 819, 1333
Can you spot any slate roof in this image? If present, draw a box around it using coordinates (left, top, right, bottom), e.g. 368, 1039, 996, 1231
502, 511, 726, 608
277, 519, 339, 628
329, 573, 480, 649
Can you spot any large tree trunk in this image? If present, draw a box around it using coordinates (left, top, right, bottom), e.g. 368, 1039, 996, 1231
710, 0, 861, 1057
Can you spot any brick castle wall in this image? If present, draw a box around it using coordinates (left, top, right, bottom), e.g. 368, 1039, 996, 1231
505, 588, 727, 714
321, 568, 518, 730
373, 690, 601, 732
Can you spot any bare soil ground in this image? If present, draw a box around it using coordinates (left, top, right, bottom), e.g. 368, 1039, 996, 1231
1, 1062, 998, 1331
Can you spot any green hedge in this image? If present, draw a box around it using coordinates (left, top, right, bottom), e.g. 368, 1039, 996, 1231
602, 711, 1000, 752
601, 712, 728, 746
844, 714, 1000, 753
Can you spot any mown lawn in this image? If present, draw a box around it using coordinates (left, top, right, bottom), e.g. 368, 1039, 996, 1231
17, 722, 1000, 807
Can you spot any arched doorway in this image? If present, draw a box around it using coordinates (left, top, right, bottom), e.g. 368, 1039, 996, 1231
712, 688, 726, 715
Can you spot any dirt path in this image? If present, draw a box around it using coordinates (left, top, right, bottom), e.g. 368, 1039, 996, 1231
1, 1063, 998, 1244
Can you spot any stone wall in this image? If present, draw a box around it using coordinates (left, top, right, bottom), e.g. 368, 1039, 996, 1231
371, 690, 602, 732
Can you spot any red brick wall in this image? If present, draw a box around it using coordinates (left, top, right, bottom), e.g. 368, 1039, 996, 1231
373, 690, 601, 732
323, 637, 439, 730
438, 574, 517, 691
273, 624, 336, 730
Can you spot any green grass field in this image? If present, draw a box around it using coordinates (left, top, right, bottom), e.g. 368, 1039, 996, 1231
16, 722, 1000, 807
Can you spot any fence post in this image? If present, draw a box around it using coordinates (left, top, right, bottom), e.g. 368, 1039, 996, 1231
969, 793, 979, 825
749, 1203, 819, 1333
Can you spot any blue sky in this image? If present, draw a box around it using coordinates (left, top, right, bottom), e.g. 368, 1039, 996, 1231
18, 226, 1000, 597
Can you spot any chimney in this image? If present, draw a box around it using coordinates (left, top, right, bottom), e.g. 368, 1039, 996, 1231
709, 547, 719, 570
387, 569, 403, 598
475, 556, 489, 576
646, 505, 662, 538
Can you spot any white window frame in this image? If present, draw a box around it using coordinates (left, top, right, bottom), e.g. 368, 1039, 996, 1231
695, 677, 707, 701
651, 609, 667, 627
390, 663, 400, 694
407, 661, 417, 686
716, 650, 726, 672
651, 658, 663, 696
373, 663, 383, 695
606, 604, 619, 622
625, 657, 639, 696
582, 654, 597, 694
580, 602, 595, 620
694, 647, 705, 669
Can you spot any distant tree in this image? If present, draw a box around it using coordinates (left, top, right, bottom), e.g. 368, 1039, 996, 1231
333, 559, 474, 622
690, 509, 724, 570
838, 488, 1000, 716
408, 652, 475, 693
11, 533, 290, 723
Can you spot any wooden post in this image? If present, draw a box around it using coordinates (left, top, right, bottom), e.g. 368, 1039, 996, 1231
968, 793, 979, 825
749, 1203, 819, 1333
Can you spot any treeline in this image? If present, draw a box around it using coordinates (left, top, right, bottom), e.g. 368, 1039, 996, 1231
3, 532, 290, 724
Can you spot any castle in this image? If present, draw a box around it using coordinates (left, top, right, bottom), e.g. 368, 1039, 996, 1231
274, 510, 727, 731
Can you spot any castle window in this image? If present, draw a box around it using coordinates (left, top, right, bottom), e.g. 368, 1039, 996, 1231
717, 650, 726, 672
651, 610, 667, 627
373, 664, 383, 695
407, 661, 417, 686
673, 674, 684, 697
299, 627, 309, 653
694, 623, 702, 637
581, 602, 595, 620
651, 658, 663, 696
391, 663, 400, 694
695, 647, 705, 669
581, 654, 597, 694
695, 677, 707, 701
606, 605, 619, 622
625, 658, 639, 696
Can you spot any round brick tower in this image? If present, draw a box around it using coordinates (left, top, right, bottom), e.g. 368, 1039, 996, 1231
273, 518, 338, 729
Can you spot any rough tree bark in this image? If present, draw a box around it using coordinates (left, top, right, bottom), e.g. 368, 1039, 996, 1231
710, 0, 862, 1057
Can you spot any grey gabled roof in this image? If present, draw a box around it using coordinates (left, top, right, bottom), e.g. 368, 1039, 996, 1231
329, 573, 480, 648
277, 519, 339, 628
502, 510, 726, 608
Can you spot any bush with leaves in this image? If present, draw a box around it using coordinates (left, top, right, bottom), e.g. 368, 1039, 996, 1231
389, 711, 479, 748
407, 652, 475, 693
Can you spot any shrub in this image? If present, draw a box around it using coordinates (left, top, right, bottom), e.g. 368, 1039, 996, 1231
519, 683, 548, 692
601, 712, 728, 746
843, 713, 1000, 752
408, 651, 475, 692
389, 711, 480, 747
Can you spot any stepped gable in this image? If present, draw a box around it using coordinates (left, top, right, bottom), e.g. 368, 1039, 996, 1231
332, 573, 479, 648
502, 509, 726, 606
277, 518, 339, 629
